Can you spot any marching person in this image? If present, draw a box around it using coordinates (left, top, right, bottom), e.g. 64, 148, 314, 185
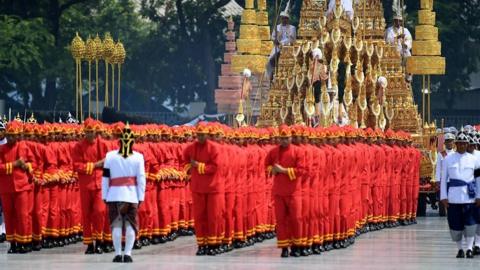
102, 123, 146, 263
265, 125, 305, 257
183, 122, 223, 256
72, 118, 109, 254
440, 130, 480, 258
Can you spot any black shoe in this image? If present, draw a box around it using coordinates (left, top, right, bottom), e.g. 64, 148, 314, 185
57, 238, 65, 247
473, 246, 480, 255
158, 236, 167, 244
312, 245, 321, 255
207, 246, 217, 256
151, 237, 161, 245
94, 243, 103, 254
32, 242, 42, 251
233, 241, 244, 249
103, 243, 114, 253
17, 244, 27, 254
290, 247, 301, 257
85, 244, 95, 254
141, 238, 150, 246
123, 255, 133, 263
300, 247, 309, 256
112, 255, 123, 263
319, 245, 325, 252
196, 246, 207, 256
0, 233, 6, 243
456, 249, 465, 258
225, 244, 234, 252
333, 242, 341, 249
133, 240, 142, 250
281, 248, 289, 257
466, 249, 474, 258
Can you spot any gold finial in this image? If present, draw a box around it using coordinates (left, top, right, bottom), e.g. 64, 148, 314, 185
85, 35, 97, 62
70, 32, 85, 59
114, 41, 126, 64
14, 113, 22, 122
27, 113, 37, 124
103, 32, 115, 63
94, 34, 103, 60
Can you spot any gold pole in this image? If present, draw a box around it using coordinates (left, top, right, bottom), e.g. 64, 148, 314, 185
88, 61, 92, 118
96, 59, 99, 119
79, 61, 83, 121
111, 63, 115, 109
76, 60, 79, 120
118, 64, 121, 111
428, 75, 431, 123
105, 61, 109, 107
422, 75, 425, 125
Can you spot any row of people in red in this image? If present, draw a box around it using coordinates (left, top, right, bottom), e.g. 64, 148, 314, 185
184, 122, 421, 257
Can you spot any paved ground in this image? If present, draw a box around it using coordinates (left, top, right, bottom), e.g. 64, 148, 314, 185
0, 214, 477, 270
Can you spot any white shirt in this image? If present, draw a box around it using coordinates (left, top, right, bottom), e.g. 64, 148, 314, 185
271, 24, 296, 46
326, 0, 354, 20
435, 148, 455, 182
385, 26, 412, 57
102, 150, 146, 204
440, 152, 480, 203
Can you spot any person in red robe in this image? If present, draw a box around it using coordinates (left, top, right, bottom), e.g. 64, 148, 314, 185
0, 121, 36, 253
265, 125, 306, 258
72, 118, 109, 254
183, 122, 223, 256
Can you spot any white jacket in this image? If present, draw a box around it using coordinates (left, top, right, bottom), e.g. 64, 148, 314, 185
102, 150, 146, 204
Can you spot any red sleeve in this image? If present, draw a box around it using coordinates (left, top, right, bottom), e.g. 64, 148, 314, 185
202, 143, 218, 175
72, 142, 94, 175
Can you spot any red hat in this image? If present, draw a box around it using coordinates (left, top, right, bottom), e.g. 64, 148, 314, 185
6, 121, 23, 135
278, 125, 292, 137
83, 118, 99, 132
196, 122, 210, 134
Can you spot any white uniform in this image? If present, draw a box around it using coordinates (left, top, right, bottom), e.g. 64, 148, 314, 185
102, 149, 146, 259
440, 151, 480, 252
440, 152, 479, 204
271, 24, 296, 46
326, 0, 354, 20
385, 26, 412, 58
102, 150, 146, 204
435, 148, 455, 183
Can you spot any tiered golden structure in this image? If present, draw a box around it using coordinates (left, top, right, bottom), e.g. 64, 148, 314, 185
257, 0, 422, 133
231, 0, 269, 73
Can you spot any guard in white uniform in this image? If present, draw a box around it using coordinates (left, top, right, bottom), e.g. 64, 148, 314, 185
102, 123, 146, 263
440, 130, 480, 258
467, 131, 480, 255
432, 132, 455, 212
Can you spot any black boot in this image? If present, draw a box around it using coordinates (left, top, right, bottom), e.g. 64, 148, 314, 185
281, 248, 289, 257
7, 242, 17, 254
158, 236, 167, 244
196, 246, 207, 256
151, 236, 161, 245
133, 240, 142, 250
0, 233, 6, 243
207, 246, 217, 256
466, 249, 474, 258
123, 255, 133, 263
112, 255, 123, 263
473, 246, 480, 255
290, 247, 301, 257
85, 244, 95, 254
94, 242, 103, 254
300, 247, 309, 256
456, 249, 465, 258
32, 241, 42, 251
